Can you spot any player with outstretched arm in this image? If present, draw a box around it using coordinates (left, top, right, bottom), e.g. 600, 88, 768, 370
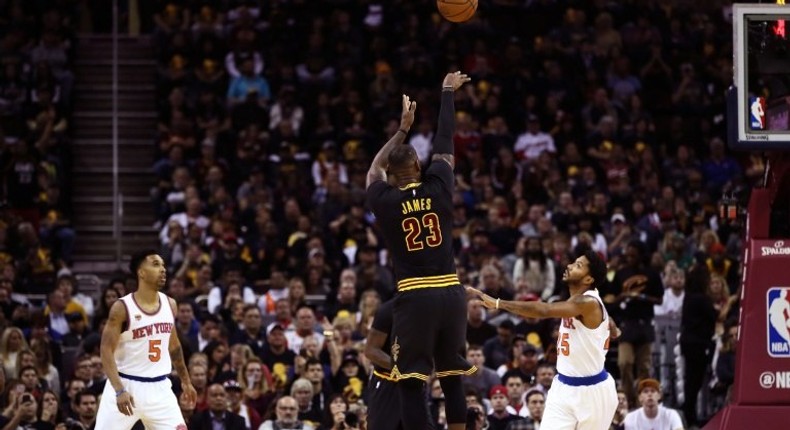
468, 249, 619, 430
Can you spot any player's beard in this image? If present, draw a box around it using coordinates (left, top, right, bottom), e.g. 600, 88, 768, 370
157, 275, 167, 289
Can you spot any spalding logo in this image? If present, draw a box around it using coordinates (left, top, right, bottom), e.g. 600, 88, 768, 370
761, 241, 790, 257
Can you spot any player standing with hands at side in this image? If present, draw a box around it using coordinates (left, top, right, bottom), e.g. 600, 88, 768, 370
366, 72, 475, 430
95, 250, 197, 430
469, 250, 619, 430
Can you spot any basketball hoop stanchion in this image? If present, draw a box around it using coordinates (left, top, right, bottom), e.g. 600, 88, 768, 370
707, 4, 790, 428
704, 156, 790, 429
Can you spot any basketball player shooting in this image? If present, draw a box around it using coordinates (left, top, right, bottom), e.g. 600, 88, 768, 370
468, 250, 619, 430
95, 250, 196, 430
366, 72, 475, 430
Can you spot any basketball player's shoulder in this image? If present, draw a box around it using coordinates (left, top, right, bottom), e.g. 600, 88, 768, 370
105, 299, 129, 330
163, 293, 178, 316
568, 293, 599, 307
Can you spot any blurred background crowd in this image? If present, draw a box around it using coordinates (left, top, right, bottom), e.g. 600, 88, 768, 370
0, 0, 753, 429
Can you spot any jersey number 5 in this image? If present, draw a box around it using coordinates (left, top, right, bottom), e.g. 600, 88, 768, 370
149, 339, 162, 362
402, 213, 442, 251
557, 333, 570, 356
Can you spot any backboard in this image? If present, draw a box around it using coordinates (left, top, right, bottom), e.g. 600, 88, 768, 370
730, 4, 790, 150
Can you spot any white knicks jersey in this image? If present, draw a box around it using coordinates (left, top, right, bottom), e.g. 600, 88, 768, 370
555, 289, 610, 377
116, 292, 175, 377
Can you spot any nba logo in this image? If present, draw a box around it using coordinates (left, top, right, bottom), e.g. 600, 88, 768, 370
767, 287, 790, 357
750, 96, 766, 130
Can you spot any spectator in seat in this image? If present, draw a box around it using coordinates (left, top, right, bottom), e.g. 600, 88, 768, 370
503, 373, 529, 418
467, 299, 496, 347
512, 236, 556, 301
487, 384, 522, 430
29, 338, 59, 394
259, 395, 315, 430
483, 319, 515, 370
623, 378, 684, 430
160, 197, 211, 245
188, 383, 246, 430
224, 379, 261, 430
514, 114, 556, 162
462, 344, 500, 397
231, 305, 267, 357
524, 389, 545, 427
74, 391, 99, 429
239, 357, 275, 418
44, 290, 80, 343
61, 312, 88, 348
227, 57, 271, 107
603, 240, 663, 404
55, 273, 92, 320
0, 390, 45, 430
38, 184, 75, 267
37, 389, 62, 427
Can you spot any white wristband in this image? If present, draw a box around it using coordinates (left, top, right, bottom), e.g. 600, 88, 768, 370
496, 298, 500, 310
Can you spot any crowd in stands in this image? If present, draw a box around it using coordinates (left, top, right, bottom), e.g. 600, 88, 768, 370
0, 0, 77, 298
0, 0, 757, 429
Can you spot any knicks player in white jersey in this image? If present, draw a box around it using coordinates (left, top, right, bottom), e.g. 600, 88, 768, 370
96, 250, 197, 429
468, 249, 618, 429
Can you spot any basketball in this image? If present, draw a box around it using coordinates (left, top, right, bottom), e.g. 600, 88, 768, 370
436, 0, 477, 23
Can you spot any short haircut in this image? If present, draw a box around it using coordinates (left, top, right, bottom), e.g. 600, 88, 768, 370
468, 344, 483, 352
290, 378, 313, 396
18, 365, 37, 376
525, 389, 545, 402
129, 250, 158, 275
198, 312, 220, 325
75, 391, 96, 405
295, 304, 315, 315
75, 354, 93, 365
177, 300, 195, 311
305, 358, 323, 369
464, 385, 482, 406
387, 144, 418, 170
242, 303, 261, 315
583, 249, 607, 290
503, 372, 526, 385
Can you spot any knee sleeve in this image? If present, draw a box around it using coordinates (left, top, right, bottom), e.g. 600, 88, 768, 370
439, 376, 466, 424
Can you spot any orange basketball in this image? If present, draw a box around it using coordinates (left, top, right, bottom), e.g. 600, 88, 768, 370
437, 0, 477, 23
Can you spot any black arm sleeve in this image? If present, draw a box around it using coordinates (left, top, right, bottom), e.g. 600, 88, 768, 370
433, 89, 455, 155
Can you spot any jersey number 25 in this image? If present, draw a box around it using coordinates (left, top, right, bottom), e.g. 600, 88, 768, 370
402, 213, 442, 251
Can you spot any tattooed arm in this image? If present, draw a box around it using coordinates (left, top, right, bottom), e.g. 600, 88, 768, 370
169, 297, 196, 405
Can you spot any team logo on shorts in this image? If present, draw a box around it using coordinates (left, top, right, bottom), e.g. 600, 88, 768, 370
767, 287, 790, 357
176, 424, 187, 430
391, 337, 400, 363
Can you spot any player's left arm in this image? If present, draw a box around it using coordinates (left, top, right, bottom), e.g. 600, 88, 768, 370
430, 71, 471, 170
366, 94, 416, 189
468, 287, 600, 321
168, 297, 196, 404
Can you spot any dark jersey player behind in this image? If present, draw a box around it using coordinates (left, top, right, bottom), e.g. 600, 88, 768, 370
365, 72, 474, 430
363, 299, 402, 430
